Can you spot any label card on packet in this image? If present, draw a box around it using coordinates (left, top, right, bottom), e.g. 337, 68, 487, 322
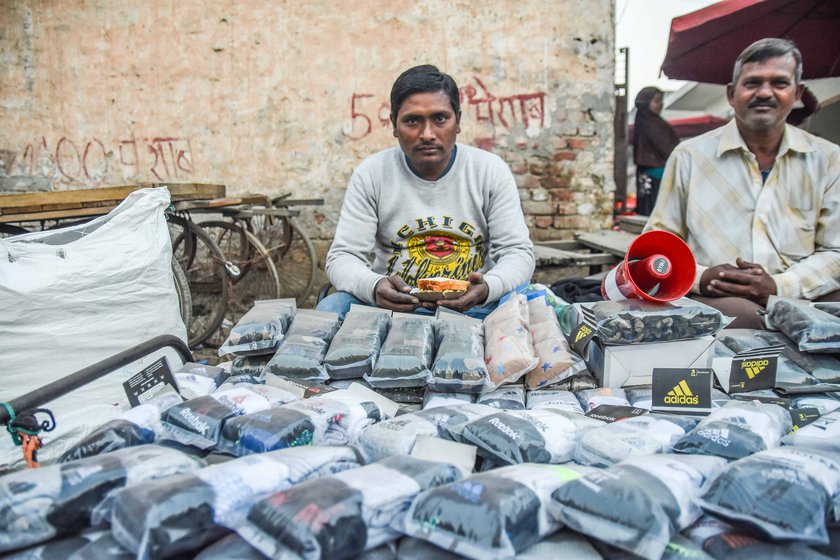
651, 367, 712, 415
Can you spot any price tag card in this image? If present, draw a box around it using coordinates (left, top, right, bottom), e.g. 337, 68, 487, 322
789, 407, 821, 431
728, 346, 782, 393
652, 368, 712, 415
122, 357, 179, 407
585, 404, 647, 423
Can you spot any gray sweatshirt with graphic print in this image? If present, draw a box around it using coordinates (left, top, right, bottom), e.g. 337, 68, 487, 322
325, 143, 535, 305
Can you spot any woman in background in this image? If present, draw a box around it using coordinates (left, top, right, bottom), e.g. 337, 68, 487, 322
633, 86, 679, 215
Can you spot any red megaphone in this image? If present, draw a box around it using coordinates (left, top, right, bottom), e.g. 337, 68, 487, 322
601, 230, 696, 302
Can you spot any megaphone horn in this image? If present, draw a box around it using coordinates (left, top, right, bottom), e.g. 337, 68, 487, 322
601, 230, 696, 302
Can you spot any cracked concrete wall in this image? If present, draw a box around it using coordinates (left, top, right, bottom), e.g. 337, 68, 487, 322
0, 0, 616, 247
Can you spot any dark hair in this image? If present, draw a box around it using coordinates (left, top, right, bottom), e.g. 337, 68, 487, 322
732, 38, 803, 85
634, 86, 663, 112
389, 65, 461, 126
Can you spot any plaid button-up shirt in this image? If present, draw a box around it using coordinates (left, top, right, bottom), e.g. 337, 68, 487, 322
645, 119, 840, 299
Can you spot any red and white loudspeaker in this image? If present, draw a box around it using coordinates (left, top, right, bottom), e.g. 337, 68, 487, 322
601, 230, 696, 302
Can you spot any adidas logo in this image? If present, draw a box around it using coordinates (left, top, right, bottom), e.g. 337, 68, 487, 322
740, 359, 769, 379
664, 380, 699, 405
574, 324, 592, 343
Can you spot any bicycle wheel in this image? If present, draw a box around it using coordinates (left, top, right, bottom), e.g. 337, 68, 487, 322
245, 213, 317, 306
199, 220, 281, 346
167, 214, 230, 347
171, 256, 193, 330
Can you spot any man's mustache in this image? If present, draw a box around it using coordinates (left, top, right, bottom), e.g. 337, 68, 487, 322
748, 101, 777, 108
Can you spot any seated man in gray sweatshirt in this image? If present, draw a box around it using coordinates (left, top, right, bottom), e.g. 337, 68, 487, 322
317, 64, 535, 320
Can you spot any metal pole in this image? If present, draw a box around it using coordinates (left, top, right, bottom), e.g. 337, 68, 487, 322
0, 335, 193, 425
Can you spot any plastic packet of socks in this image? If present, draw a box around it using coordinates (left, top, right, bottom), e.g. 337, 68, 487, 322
574, 414, 688, 467
791, 394, 840, 415
237, 455, 462, 559
483, 293, 539, 389
590, 533, 714, 560
755, 330, 840, 383
374, 385, 425, 404
57, 392, 183, 463
109, 446, 361, 559
548, 374, 598, 394
428, 317, 489, 394
264, 310, 342, 381
400, 462, 594, 560
526, 389, 584, 414
358, 403, 495, 462
782, 409, 840, 452
625, 386, 652, 410
718, 329, 816, 385
175, 364, 229, 399
0, 445, 203, 553
575, 387, 631, 412
72, 531, 134, 560
423, 390, 473, 410
2, 529, 129, 560
218, 374, 265, 389
218, 299, 297, 357
160, 387, 272, 450
365, 313, 435, 388
814, 301, 840, 318
766, 296, 840, 353
216, 390, 385, 456
229, 354, 272, 377
461, 408, 603, 465
525, 297, 587, 389
699, 446, 840, 544
683, 515, 831, 560
177, 362, 228, 389
588, 298, 728, 345
672, 400, 792, 460
194, 533, 265, 560
477, 384, 526, 410
323, 306, 391, 380
553, 454, 726, 560
232, 384, 299, 408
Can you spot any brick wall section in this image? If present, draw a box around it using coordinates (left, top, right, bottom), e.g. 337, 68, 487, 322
0, 1, 616, 255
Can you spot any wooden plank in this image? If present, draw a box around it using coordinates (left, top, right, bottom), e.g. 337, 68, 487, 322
574, 230, 638, 258
616, 214, 648, 234
533, 244, 618, 268
0, 206, 116, 223
0, 183, 225, 213
172, 195, 268, 211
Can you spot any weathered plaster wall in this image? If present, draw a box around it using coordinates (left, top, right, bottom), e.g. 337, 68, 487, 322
0, 0, 615, 253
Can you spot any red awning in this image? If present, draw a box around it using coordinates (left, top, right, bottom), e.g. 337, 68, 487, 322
661, 0, 840, 84
629, 115, 729, 142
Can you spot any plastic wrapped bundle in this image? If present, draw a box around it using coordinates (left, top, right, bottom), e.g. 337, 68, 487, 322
218, 299, 296, 357
58, 392, 183, 463
782, 409, 840, 452
194, 534, 265, 560
423, 391, 472, 409
264, 310, 342, 381
477, 384, 526, 410
324, 307, 391, 380
367, 314, 435, 388
175, 363, 230, 399
550, 373, 598, 392
588, 298, 727, 344
814, 302, 840, 319
576, 387, 631, 412
673, 400, 792, 460
460, 408, 603, 465
2, 529, 132, 560
699, 446, 840, 545
718, 329, 816, 386
683, 515, 831, 560
625, 386, 652, 410
216, 390, 385, 456
755, 330, 840, 383
400, 463, 594, 560
428, 317, 489, 394
791, 395, 840, 415
160, 387, 272, 450
574, 414, 690, 467
525, 297, 587, 389
358, 404, 496, 462
227, 384, 299, 408
526, 389, 584, 414
229, 354, 272, 377
237, 455, 462, 560
0, 445, 203, 553
766, 296, 840, 353
483, 294, 539, 389
109, 446, 361, 559
553, 454, 726, 559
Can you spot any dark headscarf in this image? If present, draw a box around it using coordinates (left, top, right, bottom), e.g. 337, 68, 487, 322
633, 87, 680, 168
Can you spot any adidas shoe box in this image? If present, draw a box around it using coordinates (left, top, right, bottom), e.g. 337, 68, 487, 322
581, 335, 716, 388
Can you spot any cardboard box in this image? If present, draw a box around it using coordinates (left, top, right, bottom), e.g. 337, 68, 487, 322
581, 335, 716, 388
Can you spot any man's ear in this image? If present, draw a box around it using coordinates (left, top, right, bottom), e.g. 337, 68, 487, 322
795, 83, 805, 101
393, 129, 398, 138
726, 83, 735, 105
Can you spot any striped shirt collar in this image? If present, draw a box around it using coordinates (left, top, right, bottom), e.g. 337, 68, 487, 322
717, 118, 815, 159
